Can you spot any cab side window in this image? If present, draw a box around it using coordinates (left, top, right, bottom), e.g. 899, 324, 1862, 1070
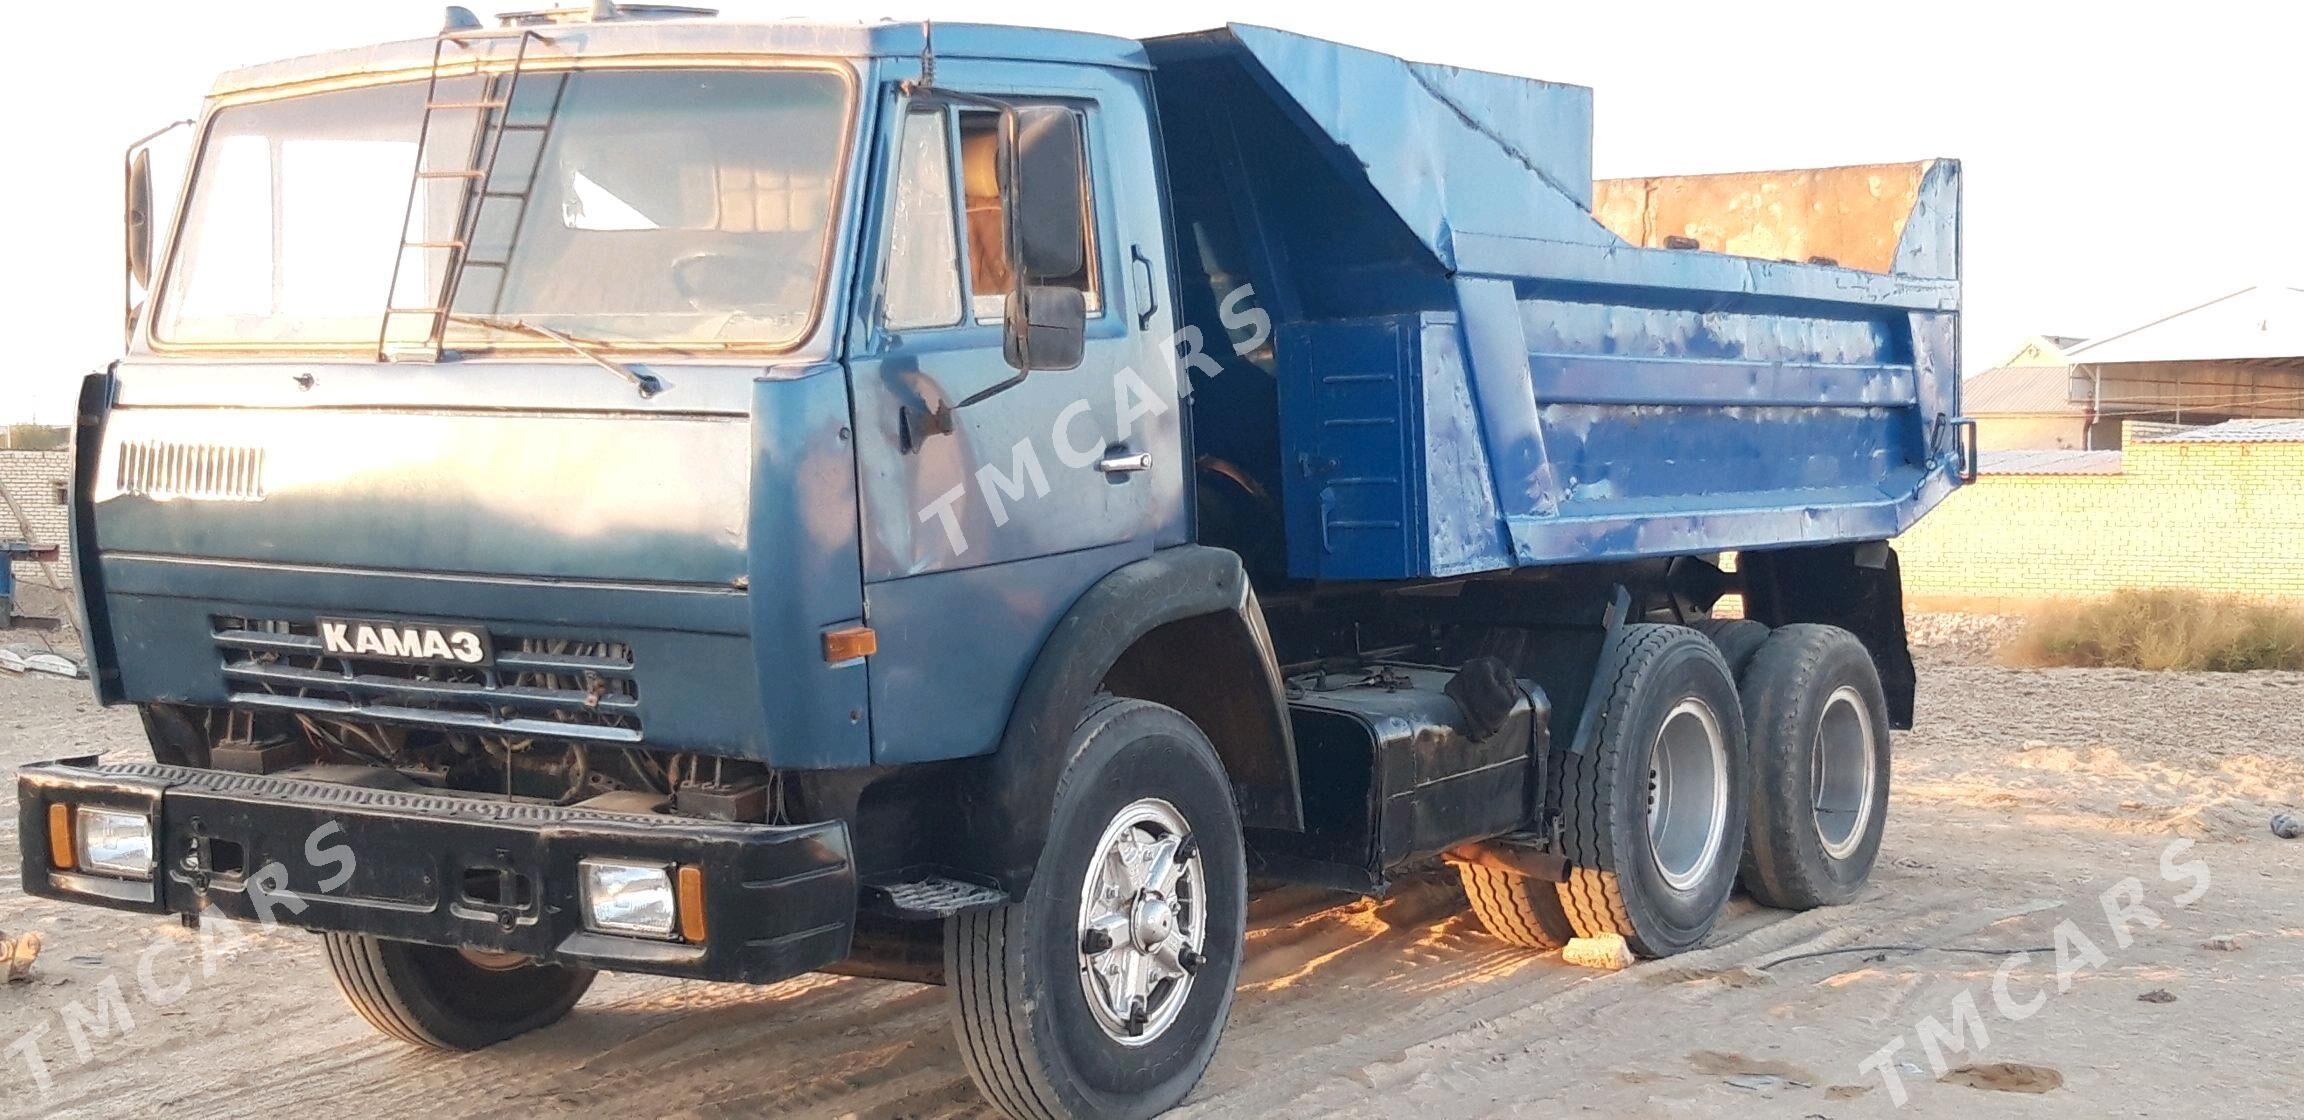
956, 108, 1100, 319
880, 108, 965, 330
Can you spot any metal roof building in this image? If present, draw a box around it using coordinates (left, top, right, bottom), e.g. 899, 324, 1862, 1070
1966, 285, 2304, 451
1962, 363, 2085, 414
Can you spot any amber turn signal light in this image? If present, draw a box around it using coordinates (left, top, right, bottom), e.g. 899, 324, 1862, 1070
676, 864, 708, 943
47, 803, 76, 871
822, 625, 877, 663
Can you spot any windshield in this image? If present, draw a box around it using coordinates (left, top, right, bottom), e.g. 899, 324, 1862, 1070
155, 66, 851, 351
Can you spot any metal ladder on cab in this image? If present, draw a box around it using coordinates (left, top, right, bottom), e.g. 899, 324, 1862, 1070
377, 27, 569, 361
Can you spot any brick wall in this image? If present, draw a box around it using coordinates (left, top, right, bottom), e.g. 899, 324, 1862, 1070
0, 449, 72, 594
1973, 412, 2087, 452
1897, 437, 2304, 607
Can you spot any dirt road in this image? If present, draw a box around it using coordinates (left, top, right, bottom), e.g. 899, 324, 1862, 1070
3, 620, 2299, 1117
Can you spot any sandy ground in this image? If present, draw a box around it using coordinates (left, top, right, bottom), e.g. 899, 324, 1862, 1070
2, 616, 2300, 1118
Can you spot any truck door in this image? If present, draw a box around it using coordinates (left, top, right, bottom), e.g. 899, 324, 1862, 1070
846, 66, 1184, 764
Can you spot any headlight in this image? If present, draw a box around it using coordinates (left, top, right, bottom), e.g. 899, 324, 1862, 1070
75, 807, 155, 880
579, 858, 676, 939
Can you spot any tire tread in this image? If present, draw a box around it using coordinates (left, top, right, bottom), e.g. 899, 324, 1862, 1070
1554, 625, 1672, 940
1692, 618, 1771, 677
322, 932, 592, 1051
1736, 624, 1890, 910
1456, 861, 1572, 950
950, 907, 1062, 1120
324, 933, 451, 1049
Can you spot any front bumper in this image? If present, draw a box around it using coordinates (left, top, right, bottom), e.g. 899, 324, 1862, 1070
18, 758, 856, 984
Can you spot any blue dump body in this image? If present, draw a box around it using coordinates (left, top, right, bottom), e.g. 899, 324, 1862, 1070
1148, 26, 1964, 581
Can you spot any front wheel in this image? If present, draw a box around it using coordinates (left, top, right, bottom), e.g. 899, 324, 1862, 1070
947, 697, 1246, 1120
322, 934, 594, 1050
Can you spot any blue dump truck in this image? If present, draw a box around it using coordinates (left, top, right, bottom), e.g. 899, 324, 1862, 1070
24, 7, 1971, 1116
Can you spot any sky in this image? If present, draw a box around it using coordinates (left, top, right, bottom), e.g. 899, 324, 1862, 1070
4, 0, 2300, 423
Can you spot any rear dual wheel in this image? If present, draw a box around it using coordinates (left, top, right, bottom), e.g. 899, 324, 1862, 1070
1458, 625, 1748, 959
1456, 856, 1575, 950
1736, 624, 1893, 909
1692, 617, 1770, 677
1554, 625, 1750, 957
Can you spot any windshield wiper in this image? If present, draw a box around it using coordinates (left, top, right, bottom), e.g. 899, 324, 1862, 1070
446, 315, 663, 398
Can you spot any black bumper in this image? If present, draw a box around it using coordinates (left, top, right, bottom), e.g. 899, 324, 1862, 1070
19, 758, 856, 984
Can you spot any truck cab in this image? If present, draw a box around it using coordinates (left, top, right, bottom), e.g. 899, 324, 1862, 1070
25, 9, 1966, 1118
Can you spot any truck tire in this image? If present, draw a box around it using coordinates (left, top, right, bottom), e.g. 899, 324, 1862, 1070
1692, 618, 1770, 678
1456, 860, 1575, 950
1556, 625, 1748, 958
322, 934, 594, 1050
136, 703, 214, 768
947, 697, 1246, 1120
1736, 624, 1893, 910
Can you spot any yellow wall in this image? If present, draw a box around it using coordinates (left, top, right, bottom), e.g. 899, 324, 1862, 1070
1974, 413, 2086, 451
1898, 439, 2304, 607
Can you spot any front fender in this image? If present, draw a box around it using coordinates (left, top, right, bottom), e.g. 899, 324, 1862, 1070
68, 368, 122, 704
960, 544, 1298, 896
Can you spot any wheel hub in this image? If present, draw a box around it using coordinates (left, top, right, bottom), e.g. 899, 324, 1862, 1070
455, 947, 532, 972
1077, 798, 1207, 1046
1646, 697, 1730, 893
1131, 895, 1178, 951
1812, 685, 1878, 860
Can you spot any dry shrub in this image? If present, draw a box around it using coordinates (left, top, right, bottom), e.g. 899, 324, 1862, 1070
2009, 589, 2304, 671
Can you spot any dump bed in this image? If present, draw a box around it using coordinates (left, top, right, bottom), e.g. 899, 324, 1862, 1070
1146, 27, 1964, 581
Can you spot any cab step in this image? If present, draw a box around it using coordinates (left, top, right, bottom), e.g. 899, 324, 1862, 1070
863, 874, 1010, 920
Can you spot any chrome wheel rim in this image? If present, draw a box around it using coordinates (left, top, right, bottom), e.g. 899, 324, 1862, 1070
1812, 685, 1877, 860
1076, 797, 1206, 1046
1647, 698, 1730, 892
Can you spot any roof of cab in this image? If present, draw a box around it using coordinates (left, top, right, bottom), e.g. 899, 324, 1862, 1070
210, 18, 1151, 97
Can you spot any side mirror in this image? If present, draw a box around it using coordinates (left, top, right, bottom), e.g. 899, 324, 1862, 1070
120, 118, 192, 346
126, 147, 155, 291
1003, 285, 1086, 371
1004, 105, 1086, 281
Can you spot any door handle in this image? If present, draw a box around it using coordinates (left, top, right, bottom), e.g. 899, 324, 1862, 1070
1098, 451, 1152, 475
1131, 245, 1158, 330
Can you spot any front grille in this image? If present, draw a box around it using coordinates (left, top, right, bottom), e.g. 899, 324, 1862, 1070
118, 441, 267, 502
212, 616, 641, 743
